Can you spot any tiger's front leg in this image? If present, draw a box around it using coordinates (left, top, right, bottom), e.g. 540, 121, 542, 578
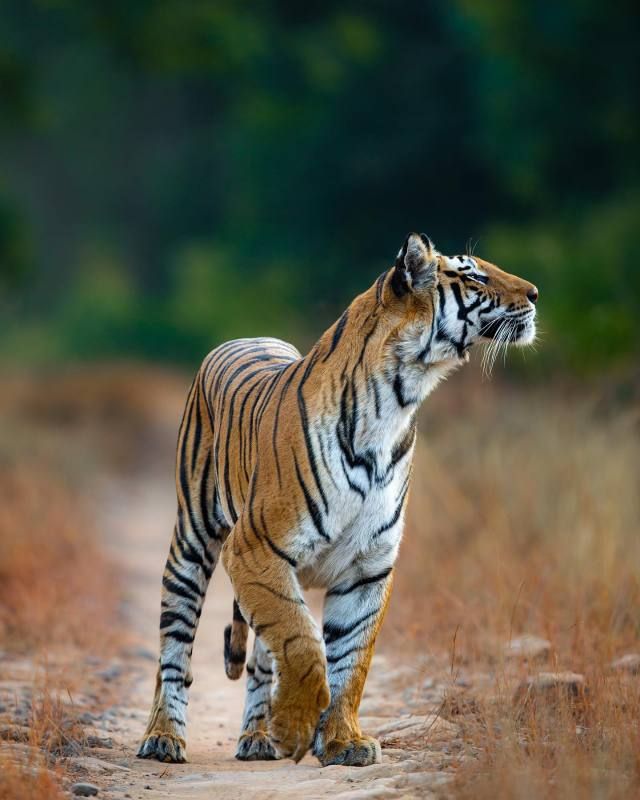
222, 518, 330, 762
313, 567, 394, 767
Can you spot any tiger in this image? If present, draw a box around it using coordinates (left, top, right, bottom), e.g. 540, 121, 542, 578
137, 232, 538, 766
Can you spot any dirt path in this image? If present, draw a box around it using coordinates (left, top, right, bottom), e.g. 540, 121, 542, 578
87, 474, 459, 800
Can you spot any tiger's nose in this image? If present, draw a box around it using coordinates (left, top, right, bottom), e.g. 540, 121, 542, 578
527, 286, 539, 304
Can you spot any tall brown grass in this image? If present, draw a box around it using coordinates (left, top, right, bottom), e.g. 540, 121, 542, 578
0, 466, 119, 652
0, 369, 139, 799
0, 466, 114, 799
0, 760, 65, 800
0, 679, 88, 800
387, 368, 640, 798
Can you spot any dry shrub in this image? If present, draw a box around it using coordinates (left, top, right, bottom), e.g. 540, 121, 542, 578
448, 673, 640, 800
385, 367, 640, 797
0, 679, 84, 800
0, 757, 65, 800
0, 465, 119, 652
393, 371, 639, 661
27, 680, 87, 757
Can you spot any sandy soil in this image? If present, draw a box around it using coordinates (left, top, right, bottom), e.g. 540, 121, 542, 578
82, 475, 460, 800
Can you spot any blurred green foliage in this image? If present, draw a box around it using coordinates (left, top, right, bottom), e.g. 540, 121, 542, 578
0, 0, 638, 371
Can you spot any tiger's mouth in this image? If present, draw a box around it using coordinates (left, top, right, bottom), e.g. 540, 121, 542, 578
479, 311, 536, 347
475, 310, 536, 375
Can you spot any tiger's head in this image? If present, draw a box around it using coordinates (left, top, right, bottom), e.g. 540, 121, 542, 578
390, 232, 538, 370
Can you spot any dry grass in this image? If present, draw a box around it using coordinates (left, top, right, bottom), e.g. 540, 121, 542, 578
386, 366, 640, 798
0, 678, 88, 800
0, 464, 117, 797
0, 758, 65, 800
0, 367, 147, 798
25, 679, 88, 756
0, 465, 119, 652
449, 679, 640, 799
1, 683, 85, 751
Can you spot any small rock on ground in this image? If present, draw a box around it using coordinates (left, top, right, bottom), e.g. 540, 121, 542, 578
513, 672, 586, 714
86, 735, 114, 749
96, 664, 123, 682
71, 783, 99, 797
372, 714, 458, 746
68, 755, 130, 773
610, 653, 640, 674
505, 635, 551, 661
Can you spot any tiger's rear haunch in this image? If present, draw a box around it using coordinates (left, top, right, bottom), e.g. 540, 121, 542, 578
138, 233, 538, 766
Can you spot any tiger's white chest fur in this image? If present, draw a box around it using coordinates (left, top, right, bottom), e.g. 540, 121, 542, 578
294, 375, 421, 591
295, 464, 412, 590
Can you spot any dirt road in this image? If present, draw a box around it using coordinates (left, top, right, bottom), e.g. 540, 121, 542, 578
88, 474, 459, 799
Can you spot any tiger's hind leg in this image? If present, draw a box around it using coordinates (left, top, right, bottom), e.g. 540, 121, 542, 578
138, 378, 229, 763
235, 637, 281, 761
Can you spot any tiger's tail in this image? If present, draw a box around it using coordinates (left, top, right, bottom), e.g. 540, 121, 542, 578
223, 599, 249, 679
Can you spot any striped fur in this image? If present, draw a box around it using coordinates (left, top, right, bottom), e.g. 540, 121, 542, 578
137, 233, 538, 765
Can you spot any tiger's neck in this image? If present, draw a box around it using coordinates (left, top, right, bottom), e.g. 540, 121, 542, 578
308, 282, 460, 463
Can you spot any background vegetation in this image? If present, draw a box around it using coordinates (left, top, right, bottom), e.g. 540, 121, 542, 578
1, 0, 638, 371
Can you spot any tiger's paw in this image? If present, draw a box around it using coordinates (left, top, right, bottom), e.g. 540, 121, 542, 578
235, 730, 280, 761
315, 734, 381, 767
269, 667, 330, 762
137, 732, 187, 763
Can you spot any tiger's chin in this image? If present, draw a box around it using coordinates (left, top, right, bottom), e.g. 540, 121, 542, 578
514, 322, 537, 347
511, 314, 537, 348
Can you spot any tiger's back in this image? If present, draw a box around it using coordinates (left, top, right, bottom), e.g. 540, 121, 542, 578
187, 336, 302, 531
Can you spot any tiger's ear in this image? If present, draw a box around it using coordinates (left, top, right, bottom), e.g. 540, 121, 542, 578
392, 233, 438, 297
